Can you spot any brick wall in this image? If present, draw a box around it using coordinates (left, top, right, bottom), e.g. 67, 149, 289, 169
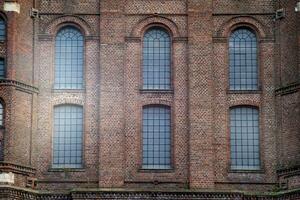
0, 0, 299, 196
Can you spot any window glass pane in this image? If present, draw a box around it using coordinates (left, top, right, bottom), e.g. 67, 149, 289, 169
0, 59, 5, 79
55, 26, 84, 89
229, 28, 258, 90
0, 18, 5, 41
143, 28, 171, 90
142, 106, 171, 169
230, 107, 260, 170
53, 105, 83, 168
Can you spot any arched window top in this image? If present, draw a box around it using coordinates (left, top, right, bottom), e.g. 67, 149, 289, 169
56, 26, 83, 41
142, 27, 171, 90
230, 27, 257, 42
0, 17, 6, 41
144, 27, 171, 40
55, 26, 84, 89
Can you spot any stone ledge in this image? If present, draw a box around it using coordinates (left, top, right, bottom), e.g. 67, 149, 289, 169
0, 185, 300, 200
0, 79, 39, 94
277, 165, 300, 177
0, 161, 36, 176
275, 81, 300, 96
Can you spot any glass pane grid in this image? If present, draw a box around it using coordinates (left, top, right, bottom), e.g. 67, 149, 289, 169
142, 106, 171, 169
230, 107, 260, 170
53, 105, 83, 168
0, 19, 5, 41
55, 26, 84, 89
0, 59, 5, 78
229, 28, 258, 90
143, 28, 171, 90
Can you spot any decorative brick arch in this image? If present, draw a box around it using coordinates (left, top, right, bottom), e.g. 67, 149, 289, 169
141, 99, 172, 107
44, 15, 93, 36
131, 15, 180, 38
229, 100, 260, 108
218, 16, 268, 38
52, 97, 84, 107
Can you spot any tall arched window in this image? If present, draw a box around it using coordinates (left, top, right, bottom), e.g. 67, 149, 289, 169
53, 105, 83, 168
142, 105, 171, 169
230, 106, 260, 170
143, 27, 171, 90
229, 28, 258, 90
55, 26, 84, 89
0, 17, 5, 41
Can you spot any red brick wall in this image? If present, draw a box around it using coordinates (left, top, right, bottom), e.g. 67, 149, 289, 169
0, 0, 299, 194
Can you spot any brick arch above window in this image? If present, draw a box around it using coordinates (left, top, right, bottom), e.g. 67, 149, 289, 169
52, 97, 85, 107
229, 100, 260, 109
131, 16, 180, 38
141, 99, 172, 107
217, 16, 268, 39
44, 15, 93, 37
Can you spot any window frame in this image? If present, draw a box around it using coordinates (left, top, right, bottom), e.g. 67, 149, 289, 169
53, 24, 86, 91
0, 57, 6, 79
51, 104, 85, 169
0, 16, 6, 42
228, 26, 261, 92
228, 105, 263, 172
140, 24, 173, 92
139, 104, 174, 171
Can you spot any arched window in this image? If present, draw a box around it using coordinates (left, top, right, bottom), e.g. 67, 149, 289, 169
53, 105, 83, 168
230, 106, 260, 170
143, 27, 171, 90
0, 17, 5, 41
229, 28, 258, 90
142, 105, 171, 169
55, 26, 84, 89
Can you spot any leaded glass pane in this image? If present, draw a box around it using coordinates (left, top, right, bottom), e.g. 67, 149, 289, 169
53, 105, 83, 168
55, 26, 84, 89
230, 106, 260, 170
0, 19, 5, 41
142, 106, 171, 169
229, 28, 258, 90
0, 59, 5, 78
143, 27, 171, 90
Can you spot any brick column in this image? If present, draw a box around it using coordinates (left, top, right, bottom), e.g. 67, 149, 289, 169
99, 0, 125, 187
187, 0, 215, 189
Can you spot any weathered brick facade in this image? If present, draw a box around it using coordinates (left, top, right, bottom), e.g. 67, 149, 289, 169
0, 0, 299, 199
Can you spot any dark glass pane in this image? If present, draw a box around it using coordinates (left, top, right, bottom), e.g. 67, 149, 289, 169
229, 28, 258, 90
53, 105, 83, 168
55, 26, 84, 89
230, 107, 260, 170
0, 19, 5, 41
142, 106, 171, 169
143, 28, 171, 90
0, 59, 5, 78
